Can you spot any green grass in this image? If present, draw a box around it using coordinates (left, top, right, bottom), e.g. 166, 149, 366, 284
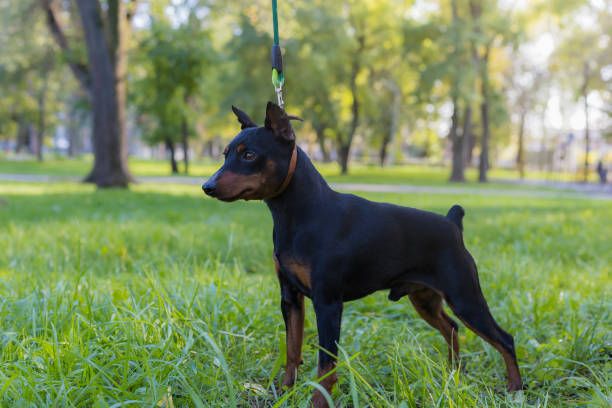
0, 154, 593, 187
0, 181, 610, 407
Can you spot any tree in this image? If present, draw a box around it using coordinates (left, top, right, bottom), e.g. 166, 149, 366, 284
467, 0, 517, 182
408, 0, 477, 182
0, 1, 67, 160
292, 0, 403, 174
40, 0, 140, 187
133, 19, 212, 174
449, 0, 473, 182
505, 50, 548, 179
551, 1, 611, 181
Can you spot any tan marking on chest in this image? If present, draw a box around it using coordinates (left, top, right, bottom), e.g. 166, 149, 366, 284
280, 255, 312, 290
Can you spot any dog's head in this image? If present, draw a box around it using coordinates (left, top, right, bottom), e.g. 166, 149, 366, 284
202, 102, 301, 202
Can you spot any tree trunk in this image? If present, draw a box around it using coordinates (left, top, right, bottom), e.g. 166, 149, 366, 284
449, 0, 466, 182
517, 110, 526, 179
166, 138, 178, 174
468, 0, 490, 182
68, 130, 77, 157
379, 136, 391, 167
478, 48, 490, 183
478, 103, 490, 182
78, 0, 132, 187
67, 109, 77, 157
15, 117, 29, 153
28, 125, 35, 154
206, 139, 214, 157
478, 107, 490, 182
380, 79, 401, 167
462, 106, 473, 165
181, 118, 189, 174
466, 131, 476, 166
35, 73, 50, 162
338, 145, 350, 175
449, 101, 465, 182
582, 62, 590, 183
314, 125, 331, 163
336, 35, 364, 175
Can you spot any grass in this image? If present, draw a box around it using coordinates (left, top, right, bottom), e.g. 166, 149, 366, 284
0, 181, 610, 407
0, 154, 595, 187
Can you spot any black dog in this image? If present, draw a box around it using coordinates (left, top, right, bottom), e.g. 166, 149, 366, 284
202, 102, 523, 407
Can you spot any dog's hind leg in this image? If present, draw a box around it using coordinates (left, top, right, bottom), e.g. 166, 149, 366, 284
409, 287, 460, 366
441, 255, 523, 391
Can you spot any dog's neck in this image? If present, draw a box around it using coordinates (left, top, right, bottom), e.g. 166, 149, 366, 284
265, 147, 332, 230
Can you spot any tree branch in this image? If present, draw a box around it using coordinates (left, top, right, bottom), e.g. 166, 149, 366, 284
39, 0, 91, 94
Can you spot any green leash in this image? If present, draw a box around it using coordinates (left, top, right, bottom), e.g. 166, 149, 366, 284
270, 0, 284, 107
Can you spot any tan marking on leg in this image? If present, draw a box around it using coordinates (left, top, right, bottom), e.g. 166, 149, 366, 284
311, 362, 337, 408
281, 293, 305, 388
447, 303, 523, 391
409, 290, 460, 366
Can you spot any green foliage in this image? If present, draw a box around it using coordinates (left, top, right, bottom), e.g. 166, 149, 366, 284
1, 0, 610, 174
550, 3, 612, 100
132, 19, 212, 146
0, 1, 70, 145
0, 181, 610, 406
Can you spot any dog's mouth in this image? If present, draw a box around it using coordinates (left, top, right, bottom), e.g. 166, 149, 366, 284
217, 188, 254, 202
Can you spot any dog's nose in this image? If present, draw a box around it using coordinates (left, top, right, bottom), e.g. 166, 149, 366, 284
202, 181, 216, 196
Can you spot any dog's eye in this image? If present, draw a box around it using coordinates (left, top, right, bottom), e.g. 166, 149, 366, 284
242, 151, 256, 161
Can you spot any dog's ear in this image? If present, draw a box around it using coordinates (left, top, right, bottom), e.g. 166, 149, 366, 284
264, 101, 295, 142
232, 105, 257, 129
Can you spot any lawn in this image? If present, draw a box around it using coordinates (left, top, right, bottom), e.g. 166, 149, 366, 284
0, 181, 610, 407
0, 154, 594, 187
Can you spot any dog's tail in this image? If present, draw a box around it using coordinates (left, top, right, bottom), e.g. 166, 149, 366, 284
446, 204, 465, 232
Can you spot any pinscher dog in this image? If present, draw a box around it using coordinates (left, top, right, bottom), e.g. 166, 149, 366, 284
202, 102, 523, 407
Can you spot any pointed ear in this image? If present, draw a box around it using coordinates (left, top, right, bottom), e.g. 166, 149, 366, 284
232, 105, 257, 129
264, 101, 295, 142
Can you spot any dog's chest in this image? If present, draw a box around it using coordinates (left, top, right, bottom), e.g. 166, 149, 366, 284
273, 252, 312, 291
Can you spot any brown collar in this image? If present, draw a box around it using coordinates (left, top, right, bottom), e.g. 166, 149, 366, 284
269, 145, 298, 198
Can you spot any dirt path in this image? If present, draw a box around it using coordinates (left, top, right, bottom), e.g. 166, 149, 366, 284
1, 173, 611, 201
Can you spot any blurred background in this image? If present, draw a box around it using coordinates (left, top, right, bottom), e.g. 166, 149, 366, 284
0, 0, 611, 187
1, 3, 611, 406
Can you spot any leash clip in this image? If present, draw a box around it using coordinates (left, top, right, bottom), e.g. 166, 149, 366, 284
275, 85, 284, 108
271, 44, 285, 108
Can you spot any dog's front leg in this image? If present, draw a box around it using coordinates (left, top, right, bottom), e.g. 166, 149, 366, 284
279, 279, 305, 388
311, 297, 343, 408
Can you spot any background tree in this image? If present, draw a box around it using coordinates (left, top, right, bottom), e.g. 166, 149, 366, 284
291, 0, 405, 174
2, 0, 611, 184
133, 19, 212, 174
40, 0, 141, 187
0, 1, 69, 159
551, 2, 611, 181
467, 0, 518, 182
409, 0, 476, 182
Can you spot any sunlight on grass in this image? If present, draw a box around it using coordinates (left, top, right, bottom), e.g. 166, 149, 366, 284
0, 155, 599, 185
